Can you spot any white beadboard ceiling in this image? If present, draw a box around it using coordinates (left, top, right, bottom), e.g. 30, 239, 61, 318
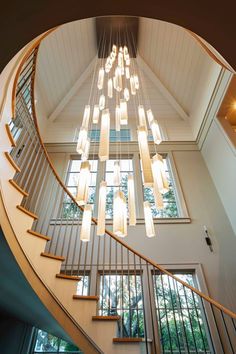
35, 17, 221, 142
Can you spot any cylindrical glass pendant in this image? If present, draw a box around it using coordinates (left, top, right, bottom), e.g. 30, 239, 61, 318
124, 88, 130, 101
97, 67, 105, 90
125, 67, 130, 79
115, 105, 121, 131
82, 105, 90, 129
152, 154, 169, 194
97, 181, 107, 236
113, 161, 120, 186
76, 127, 88, 154
99, 109, 110, 161
138, 105, 148, 131
76, 161, 90, 205
128, 174, 136, 226
137, 126, 153, 186
99, 94, 105, 111
108, 78, 113, 98
120, 99, 128, 125
80, 204, 92, 242
115, 67, 122, 92
134, 75, 139, 89
143, 201, 155, 237
113, 190, 127, 237
146, 109, 154, 127
151, 120, 162, 145
81, 138, 90, 161
93, 105, 100, 124
130, 76, 136, 95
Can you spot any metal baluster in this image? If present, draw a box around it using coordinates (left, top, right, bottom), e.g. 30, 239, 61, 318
139, 257, 149, 354
160, 273, 174, 353
199, 297, 216, 354
210, 304, 226, 353
220, 310, 234, 353
153, 268, 165, 353
146, 263, 158, 353
133, 253, 140, 338
190, 290, 208, 353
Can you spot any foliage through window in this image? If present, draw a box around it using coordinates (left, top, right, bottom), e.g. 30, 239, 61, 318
153, 272, 211, 353
141, 156, 179, 218
99, 273, 144, 338
84, 129, 131, 142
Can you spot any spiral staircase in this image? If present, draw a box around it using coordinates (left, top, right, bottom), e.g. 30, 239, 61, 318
0, 32, 236, 354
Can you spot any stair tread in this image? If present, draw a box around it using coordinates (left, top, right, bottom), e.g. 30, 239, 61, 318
56, 274, 81, 281
4, 152, 21, 173
5, 124, 16, 147
92, 315, 120, 321
41, 252, 65, 261
27, 229, 51, 241
17, 205, 38, 219
73, 295, 99, 301
113, 337, 143, 343
9, 179, 29, 197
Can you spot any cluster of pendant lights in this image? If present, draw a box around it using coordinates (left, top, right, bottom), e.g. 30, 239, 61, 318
76, 44, 169, 242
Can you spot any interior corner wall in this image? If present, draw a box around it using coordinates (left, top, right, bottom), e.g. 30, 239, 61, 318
47, 144, 236, 312
0, 314, 34, 354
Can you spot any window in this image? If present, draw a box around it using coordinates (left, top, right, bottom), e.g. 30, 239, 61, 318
141, 155, 179, 218
33, 329, 82, 353
62, 159, 98, 218
105, 158, 133, 218
87, 129, 131, 142
153, 272, 211, 353
99, 273, 144, 337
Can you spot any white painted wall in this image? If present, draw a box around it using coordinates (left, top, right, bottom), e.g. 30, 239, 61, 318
201, 118, 236, 235
47, 143, 236, 312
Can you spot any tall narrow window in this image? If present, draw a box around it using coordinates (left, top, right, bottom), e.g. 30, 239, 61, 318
62, 159, 98, 218
141, 155, 179, 218
99, 273, 144, 338
153, 271, 211, 353
105, 158, 133, 218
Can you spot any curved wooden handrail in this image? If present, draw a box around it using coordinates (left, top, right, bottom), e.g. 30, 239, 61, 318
11, 36, 236, 321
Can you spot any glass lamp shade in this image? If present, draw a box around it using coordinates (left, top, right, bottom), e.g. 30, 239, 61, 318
120, 99, 128, 125
152, 153, 169, 194
130, 76, 136, 95
128, 174, 137, 226
125, 67, 130, 79
134, 75, 139, 90
124, 88, 130, 101
76, 127, 88, 154
80, 204, 92, 242
137, 126, 153, 186
92, 105, 100, 124
81, 138, 90, 161
115, 67, 122, 92
97, 181, 107, 236
144, 201, 155, 237
151, 120, 162, 145
97, 67, 105, 90
113, 190, 127, 237
113, 161, 120, 186
82, 105, 90, 129
138, 105, 148, 131
108, 78, 113, 98
146, 109, 154, 127
76, 161, 90, 205
99, 109, 110, 161
99, 95, 105, 111
115, 105, 121, 131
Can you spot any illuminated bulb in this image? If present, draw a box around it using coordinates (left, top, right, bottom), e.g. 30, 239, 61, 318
137, 126, 153, 186
76, 161, 90, 205
138, 105, 148, 131
128, 174, 136, 226
97, 181, 107, 236
134, 75, 139, 89
113, 190, 127, 237
99, 109, 110, 161
152, 154, 169, 194
146, 109, 154, 127
80, 204, 92, 242
97, 67, 105, 90
81, 138, 90, 161
123, 46, 128, 55
115, 67, 122, 92
125, 67, 130, 79
99, 94, 105, 110
113, 76, 118, 91
115, 105, 121, 131
82, 105, 90, 129
108, 78, 113, 98
151, 120, 162, 145
120, 99, 128, 125
118, 52, 124, 69
130, 76, 136, 95
76, 127, 88, 154
143, 201, 155, 237
126, 57, 130, 66
112, 44, 117, 53
124, 88, 130, 101
93, 105, 100, 124
113, 161, 120, 186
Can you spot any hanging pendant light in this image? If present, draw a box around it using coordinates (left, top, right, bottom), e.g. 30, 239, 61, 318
76, 127, 88, 154
126, 56, 130, 66
118, 51, 124, 69
120, 99, 128, 125
138, 105, 148, 132
81, 138, 90, 161
97, 181, 107, 236
153, 183, 164, 210
112, 44, 117, 53
152, 154, 169, 194
128, 174, 137, 226
99, 94, 105, 110
124, 88, 130, 102
82, 105, 90, 129
76, 161, 90, 205
115, 105, 121, 131
113, 161, 120, 186
108, 78, 113, 98
143, 201, 155, 237
134, 75, 139, 90
125, 67, 130, 79
99, 109, 110, 161
115, 67, 122, 92
150, 120, 162, 145
146, 109, 154, 127
97, 67, 105, 90
130, 76, 136, 95
137, 126, 153, 186
80, 204, 92, 242
92, 105, 100, 124
113, 190, 127, 237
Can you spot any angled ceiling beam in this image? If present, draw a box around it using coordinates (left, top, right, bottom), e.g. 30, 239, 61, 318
137, 55, 189, 120
48, 56, 96, 122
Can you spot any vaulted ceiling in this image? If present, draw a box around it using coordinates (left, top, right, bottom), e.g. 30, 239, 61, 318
34, 16, 223, 143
